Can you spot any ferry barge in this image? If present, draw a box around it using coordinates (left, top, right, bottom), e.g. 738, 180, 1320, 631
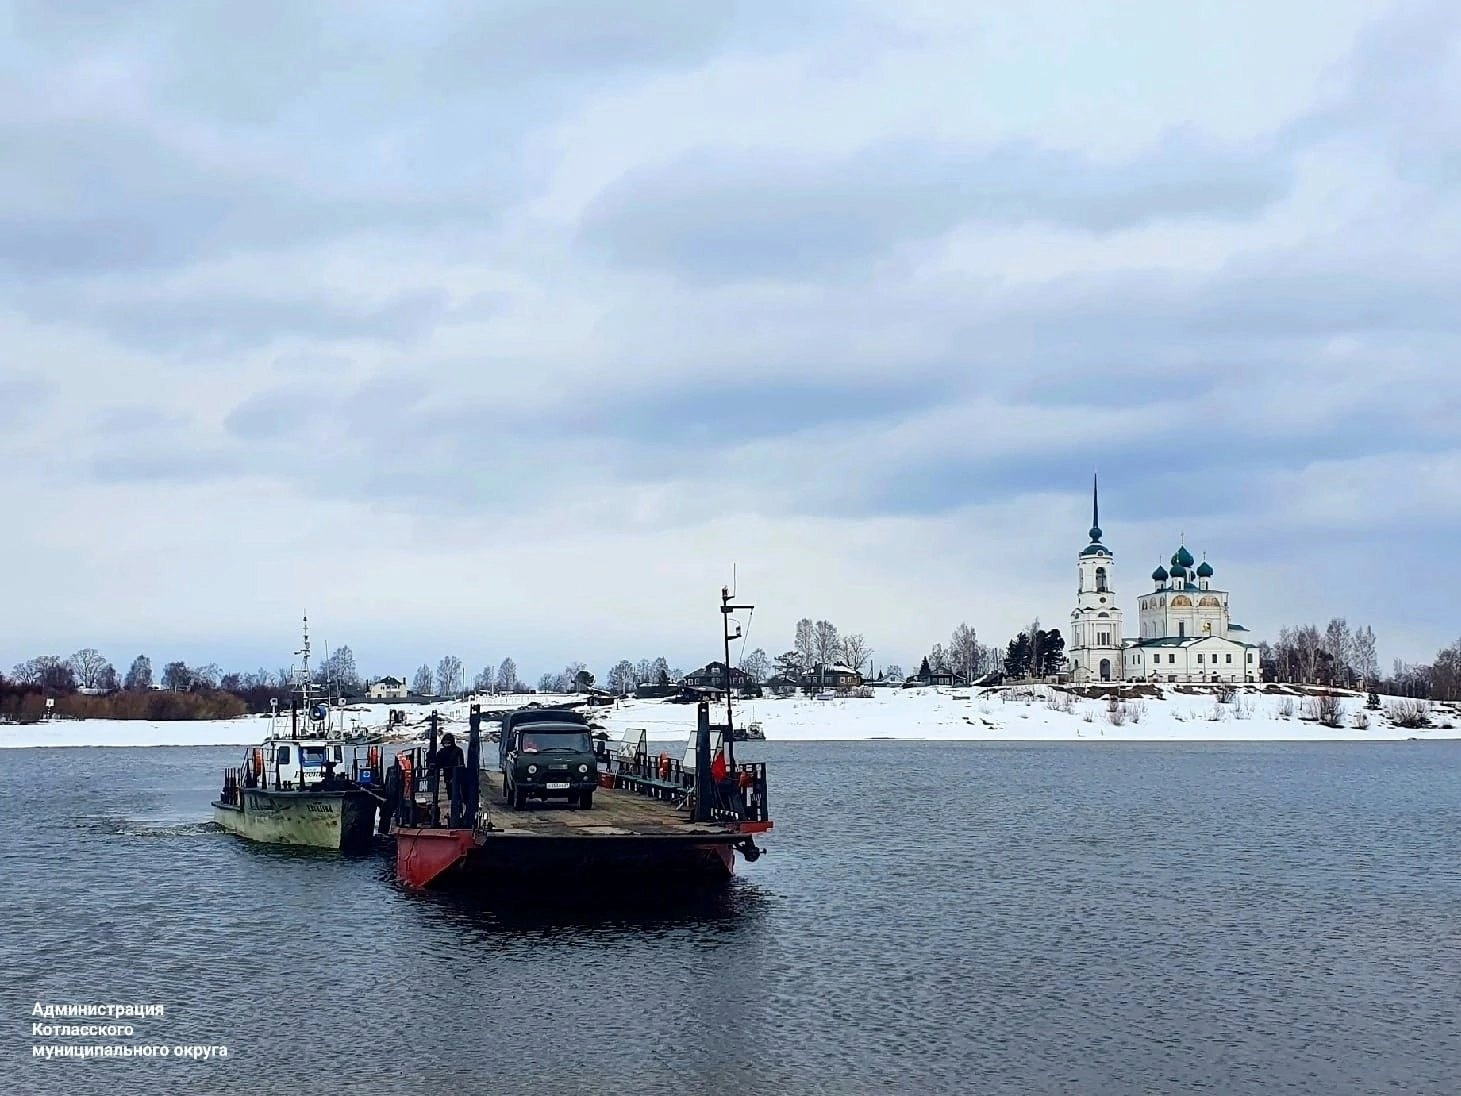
384, 588, 772, 889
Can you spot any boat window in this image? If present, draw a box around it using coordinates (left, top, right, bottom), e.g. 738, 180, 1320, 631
332, 746, 343, 761
275, 746, 291, 765
520, 730, 592, 753
300, 746, 327, 765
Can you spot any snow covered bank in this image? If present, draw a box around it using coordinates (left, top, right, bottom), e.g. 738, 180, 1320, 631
4, 686, 1458, 748
0, 693, 540, 750
597, 686, 1461, 744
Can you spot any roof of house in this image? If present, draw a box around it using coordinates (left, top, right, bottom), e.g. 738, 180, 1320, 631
374, 676, 405, 686
1128, 636, 1258, 649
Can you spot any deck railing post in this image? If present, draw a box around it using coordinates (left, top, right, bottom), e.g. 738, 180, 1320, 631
463, 705, 481, 829
694, 702, 712, 822
427, 712, 440, 827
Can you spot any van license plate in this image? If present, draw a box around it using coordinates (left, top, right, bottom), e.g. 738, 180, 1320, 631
546, 782, 570, 790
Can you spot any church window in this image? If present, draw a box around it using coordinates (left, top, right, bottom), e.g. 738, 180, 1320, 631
1171, 595, 1192, 607
1197, 654, 1204, 664
1168, 654, 1176, 664
1247, 653, 1254, 662
1179, 622, 1185, 637
1095, 567, 1107, 592
1225, 654, 1232, 664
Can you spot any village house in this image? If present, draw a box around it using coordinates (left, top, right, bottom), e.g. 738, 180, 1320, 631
801, 663, 864, 692
681, 661, 759, 696
367, 676, 408, 700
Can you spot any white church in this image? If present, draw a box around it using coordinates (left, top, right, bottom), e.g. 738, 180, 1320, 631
1068, 477, 1259, 684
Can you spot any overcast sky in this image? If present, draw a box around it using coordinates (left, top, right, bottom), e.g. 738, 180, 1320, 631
3, 0, 1459, 682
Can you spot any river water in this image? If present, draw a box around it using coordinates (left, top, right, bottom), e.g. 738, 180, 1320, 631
2, 740, 1459, 1095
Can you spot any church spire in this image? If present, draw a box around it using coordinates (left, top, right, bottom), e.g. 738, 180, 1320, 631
1088, 472, 1102, 542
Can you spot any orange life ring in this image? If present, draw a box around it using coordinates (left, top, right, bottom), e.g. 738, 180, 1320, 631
658, 752, 671, 779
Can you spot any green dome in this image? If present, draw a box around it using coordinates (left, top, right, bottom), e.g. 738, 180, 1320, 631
1196, 560, 1214, 578
1088, 525, 1103, 542
1152, 565, 1168, 581
1080, 543, 1112, 558
1169, 562, 1187, 578
1171, 545, 1195, 568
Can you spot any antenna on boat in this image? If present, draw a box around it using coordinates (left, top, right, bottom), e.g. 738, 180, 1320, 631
721, 580, 753, 770
295, 613, 313, 718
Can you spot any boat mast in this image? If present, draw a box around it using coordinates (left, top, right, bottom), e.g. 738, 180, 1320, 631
720, 582, 753, 770
296, 614, 312, 731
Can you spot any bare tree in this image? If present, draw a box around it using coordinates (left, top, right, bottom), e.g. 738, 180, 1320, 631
606, 659, 636, 694
1351, 625, 1378, 686
1297, 625, 1324, 684
813, 620, 840, 682
67, 648, 110, 690
948, 624, 979, 683
436, 655, 464, 697
1432, 637, 1461, 701
794, 618, 815, 676
412, 664, 434, 695
317, 645, 361, 693
473, 664, 496, 693
927, 643, 948, 672
1324, 618, 1352, 685
883, 663, 904, 682
124, 655, 153, 691
497, 657, 518, 693
839, 634, 872, 675
738, 648, 770, 684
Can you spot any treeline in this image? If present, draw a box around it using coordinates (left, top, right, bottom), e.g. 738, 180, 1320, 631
1241, 620, 1458, 700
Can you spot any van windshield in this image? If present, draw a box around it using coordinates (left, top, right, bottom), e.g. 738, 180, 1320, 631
520, 730, 592, 753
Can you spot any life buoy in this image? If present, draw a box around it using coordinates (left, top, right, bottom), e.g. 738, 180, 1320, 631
367, 746, 381, 772
658, 752, 671, 780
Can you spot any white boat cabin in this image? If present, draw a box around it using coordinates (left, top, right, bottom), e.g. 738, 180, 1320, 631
240, 737, 350, 791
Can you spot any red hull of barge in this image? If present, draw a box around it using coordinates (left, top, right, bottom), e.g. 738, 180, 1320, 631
393, 825, 769, 889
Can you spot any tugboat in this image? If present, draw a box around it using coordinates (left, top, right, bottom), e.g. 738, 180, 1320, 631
213, 617, 382, 850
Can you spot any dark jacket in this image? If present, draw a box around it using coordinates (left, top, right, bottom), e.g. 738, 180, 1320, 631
435, 743, 465, 771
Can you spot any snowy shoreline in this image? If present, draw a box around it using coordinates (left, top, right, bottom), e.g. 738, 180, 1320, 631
2, 686, 1457, 749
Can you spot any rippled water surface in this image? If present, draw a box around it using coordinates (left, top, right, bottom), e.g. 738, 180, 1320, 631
3, 741, 1460, 1095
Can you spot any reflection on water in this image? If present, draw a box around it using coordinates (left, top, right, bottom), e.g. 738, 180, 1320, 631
406, 875, 769, 936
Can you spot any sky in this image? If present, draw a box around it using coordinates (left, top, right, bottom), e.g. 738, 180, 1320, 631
3, 0, 1460, 683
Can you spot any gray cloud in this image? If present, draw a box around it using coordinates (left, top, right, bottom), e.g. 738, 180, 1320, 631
6, 0, 1461, 672
578, 131, 1290, 282
0, 375, 55, 429
80, 287, 449, 354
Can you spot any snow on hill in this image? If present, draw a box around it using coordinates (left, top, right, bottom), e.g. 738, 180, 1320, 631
598, 685, 1460, 744
3, 686, 1457, 749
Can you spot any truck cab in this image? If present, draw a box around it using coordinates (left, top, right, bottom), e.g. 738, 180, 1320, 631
498, 709, 598, 810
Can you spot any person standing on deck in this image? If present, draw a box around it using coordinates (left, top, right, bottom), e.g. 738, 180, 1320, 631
434, 732, 466, 821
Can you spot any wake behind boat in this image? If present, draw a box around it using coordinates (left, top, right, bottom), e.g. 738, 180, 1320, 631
213, 617, 382, 850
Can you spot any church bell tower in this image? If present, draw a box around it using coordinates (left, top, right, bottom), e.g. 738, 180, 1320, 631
1069, 474, 1124, 683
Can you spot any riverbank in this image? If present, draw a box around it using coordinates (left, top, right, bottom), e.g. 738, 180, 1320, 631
3, 685, 1457, 747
